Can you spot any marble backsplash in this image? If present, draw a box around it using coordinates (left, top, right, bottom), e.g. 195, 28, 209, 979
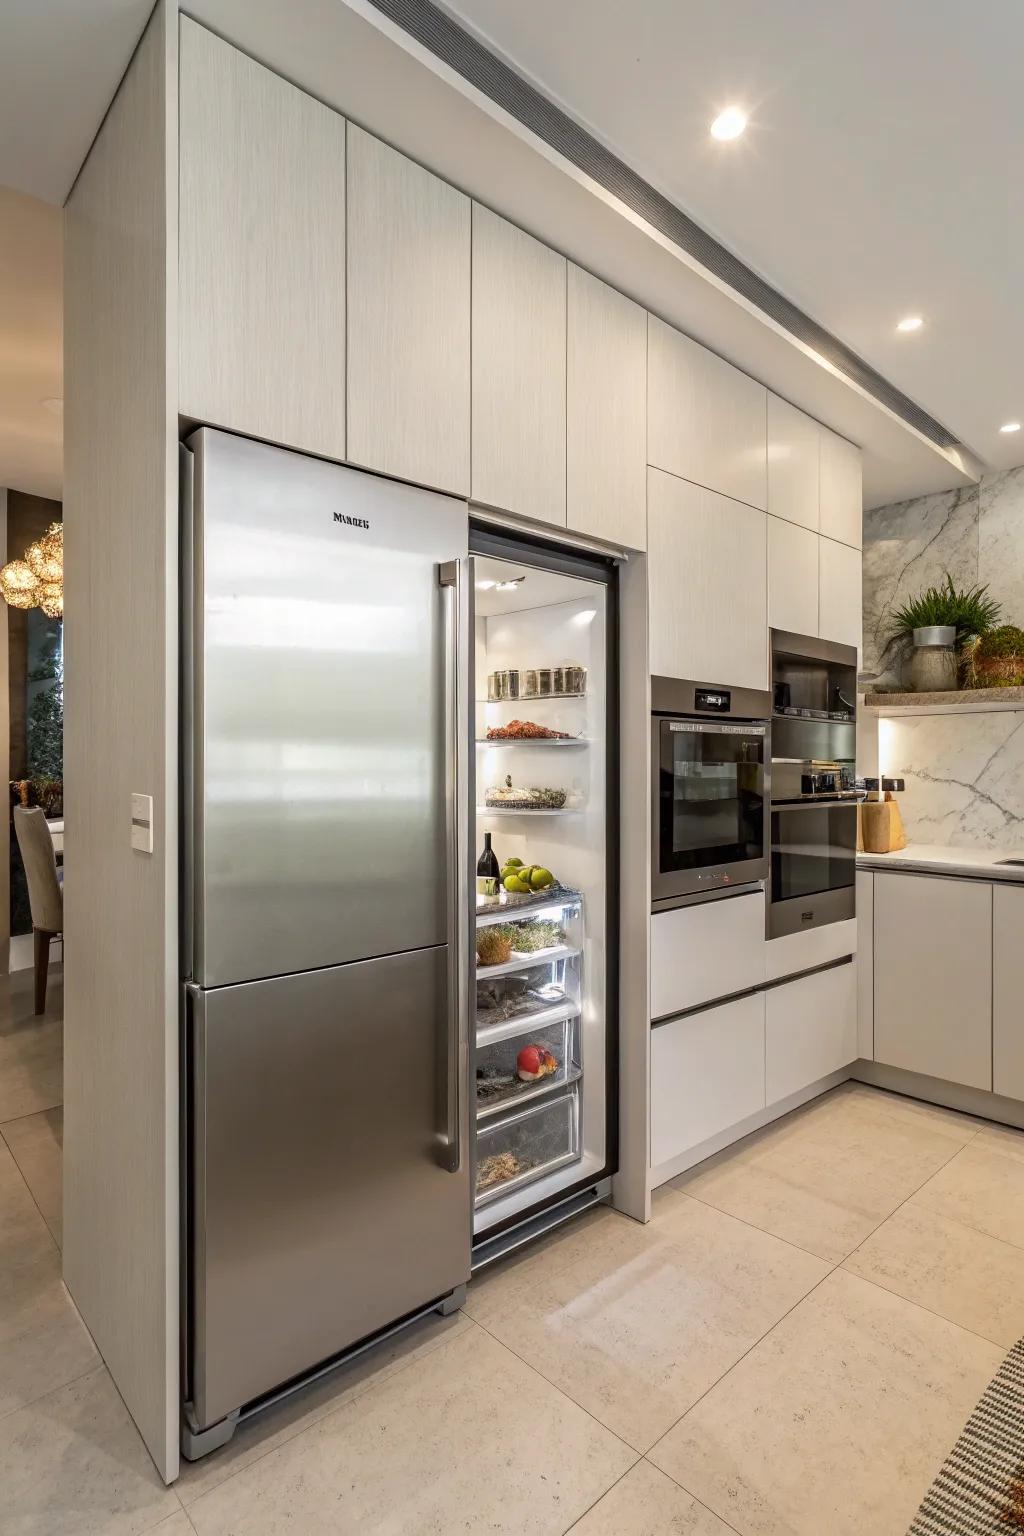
866, 462, 1024, 848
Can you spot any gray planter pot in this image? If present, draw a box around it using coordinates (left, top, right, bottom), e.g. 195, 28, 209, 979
912, 625, 957, 647
909, 626, 958, 691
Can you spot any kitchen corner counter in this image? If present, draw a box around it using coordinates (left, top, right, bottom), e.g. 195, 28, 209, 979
857, 843, 1024, 882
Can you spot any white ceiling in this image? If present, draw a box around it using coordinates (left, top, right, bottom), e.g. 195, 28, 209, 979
0, 187, 62, 501
443, 0, 1024, 474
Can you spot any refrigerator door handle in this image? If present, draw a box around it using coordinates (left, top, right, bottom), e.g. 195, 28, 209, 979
438, 559, 469, 1174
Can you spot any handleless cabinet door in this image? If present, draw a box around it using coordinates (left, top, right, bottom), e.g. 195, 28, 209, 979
768, 514, 819, 637
856, 871, 874, 1060
994, 884, 1024, 1099
767, 395, 819, 530
765, 961, 857, 1103
819, 428, 863, 548
179, 18, 346, 459
648, 316, 767, 511
651, 993, 766, 1168
567, 265, 647, 549
818, 535, 862, 652
472, 205, 566, 526
874, 872, 992, 1090
347, 127, 471, 495
648, 467, 768, 690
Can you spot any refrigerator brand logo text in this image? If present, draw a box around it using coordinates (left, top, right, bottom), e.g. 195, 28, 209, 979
333, 512, 370, 530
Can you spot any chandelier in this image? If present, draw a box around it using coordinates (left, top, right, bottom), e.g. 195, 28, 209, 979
0, 523, 63, 619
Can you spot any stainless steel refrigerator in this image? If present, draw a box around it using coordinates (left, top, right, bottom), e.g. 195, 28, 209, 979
181, 429, 472, 1451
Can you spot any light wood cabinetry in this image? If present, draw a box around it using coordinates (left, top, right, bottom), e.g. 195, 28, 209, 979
647, 467, 768, 689
767, 394, 819, 531
765, 961, 857, 1102
818, 536, 862, 651
768, 515, 819, 637
346, 126, 470, 494
566, 264, 647, 549
471, 204, 566, 526
993, 883, 1024, 1099
856, 871, 874, 1059
819, 427, 863, 548
874, 872, 992, 1090
179, 18, 347, 461
651, 993, 766, 1167
651, 890, 765, 1020
647, 317, 767, 511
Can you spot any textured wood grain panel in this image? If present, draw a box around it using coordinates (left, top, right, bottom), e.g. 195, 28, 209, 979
567, 265, 646, 549
767, 513, 819, 638
471, 204, 566, 526
347, 125, 470, 493
63, 2, 179, 1481
179, 18, 346, 460
767, 393, 820, 531
819, 426, 863, 548
818, 534, 862, 652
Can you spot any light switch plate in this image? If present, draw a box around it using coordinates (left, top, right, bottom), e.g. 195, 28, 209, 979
131, 793, 154, 853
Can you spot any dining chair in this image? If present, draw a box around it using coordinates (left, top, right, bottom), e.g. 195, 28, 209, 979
13, 806, 63, 1015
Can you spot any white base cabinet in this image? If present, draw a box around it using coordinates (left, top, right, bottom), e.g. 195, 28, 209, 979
994, 884, 1024, 1099
765, 961, 857, 1103
856, 871, 874, 1059
651, 993, 766, 1167
651, 891, 765, 1020
873, 872, 992, 1091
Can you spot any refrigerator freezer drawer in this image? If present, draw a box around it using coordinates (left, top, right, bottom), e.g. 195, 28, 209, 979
189, 945, 470, 1430
475, 1088, 581, 1206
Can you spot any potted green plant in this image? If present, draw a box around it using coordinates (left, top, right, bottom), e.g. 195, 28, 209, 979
882, 575, 1001, 690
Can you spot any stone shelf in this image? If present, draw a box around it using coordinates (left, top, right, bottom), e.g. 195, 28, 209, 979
864, 685, 1024, 716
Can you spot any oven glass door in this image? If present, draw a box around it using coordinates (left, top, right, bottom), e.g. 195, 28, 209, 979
771, 802, 856, 904
657, 719, 767, 878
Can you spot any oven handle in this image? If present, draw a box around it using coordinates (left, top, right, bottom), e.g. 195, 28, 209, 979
770, 797, 863, 810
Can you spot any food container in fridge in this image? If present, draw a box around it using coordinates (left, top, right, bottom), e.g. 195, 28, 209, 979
474, 1087, 581, 1204
476, 1012, 581, 1119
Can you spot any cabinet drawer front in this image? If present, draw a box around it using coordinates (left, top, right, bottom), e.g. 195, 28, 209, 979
765, 961, 857, 1103
652, 891, 766, 1019
651, 993, 766, 1167
765, 918, 856, 982
991, 884, 1023, 1098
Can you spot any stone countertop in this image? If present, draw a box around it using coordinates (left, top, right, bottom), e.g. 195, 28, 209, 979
857, 843, 1024, 882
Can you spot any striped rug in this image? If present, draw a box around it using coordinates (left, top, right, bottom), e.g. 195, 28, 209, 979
909, 1337, 1024, 1533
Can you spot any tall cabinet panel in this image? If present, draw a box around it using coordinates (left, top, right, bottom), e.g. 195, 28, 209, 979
994, 884, 1024, 1100
767, 394, 819, 531
648, 467, 768, 689
471, 204, 567, 526
768, 515, 819, 638
818, 536, 863, 652
567, 265, 647, 549
647, 317, 767, 511
347, 126, 471, 494
819, 427, 863, 548
178, 19, 347, 460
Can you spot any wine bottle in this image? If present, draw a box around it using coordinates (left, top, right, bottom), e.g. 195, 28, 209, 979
477, 831, 500, 896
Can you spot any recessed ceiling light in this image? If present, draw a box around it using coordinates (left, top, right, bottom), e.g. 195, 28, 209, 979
896, 316, 924, 333
710, 106, 748, 142
40, 397, 63, 415
1000, 421, 1022, 434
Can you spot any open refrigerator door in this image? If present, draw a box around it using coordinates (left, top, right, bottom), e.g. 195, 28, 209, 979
470, 531, 617, 1248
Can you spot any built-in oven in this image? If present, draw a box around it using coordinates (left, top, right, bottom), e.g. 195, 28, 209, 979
769, 795, 859, 937
651, 676, 771, 911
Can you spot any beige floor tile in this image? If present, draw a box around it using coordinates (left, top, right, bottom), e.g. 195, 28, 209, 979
465, 1204, 634, 1327
0, 975, 63, 1124
568, 1460, 737, 1535
478, 1194, 829, 1453
187, 1323, 635, 1536
177, 1309, 470, 1505
911, 1137, 1024, 1248
0, 1365, 180, 1536
148, 1516, 197, 1535
973, 1121, 1024, 1163
844, 1201, 1024, 1347
650, 1268, 1002, 1536
676, 1087, 966, 1262
808, 1082, 984, 1144
2, 1106, 63, 1247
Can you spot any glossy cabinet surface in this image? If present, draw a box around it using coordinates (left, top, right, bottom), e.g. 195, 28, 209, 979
768, 514, 819, 638
567, 265, 647, 549
647, 467, 769, 689
179, 18, 347, 460
471, 204, 567, 526
767, 394, 819, 531
648, 317, 767, 511
346, 125, 470, 494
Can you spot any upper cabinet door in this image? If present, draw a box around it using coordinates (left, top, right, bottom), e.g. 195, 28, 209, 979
818, 536, 862, 653
767, 395, 819, 531
179, 19, 346, 460
566, 265, 647, 549
471, 205, 566, 526
347, 127, 470, 495
648, 467, 768, 689
819, 428, 863, 548
768, 515, 819, 638
648, 317, 767, 511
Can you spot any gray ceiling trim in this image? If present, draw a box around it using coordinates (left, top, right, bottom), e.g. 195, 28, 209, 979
365, 0, 961, 453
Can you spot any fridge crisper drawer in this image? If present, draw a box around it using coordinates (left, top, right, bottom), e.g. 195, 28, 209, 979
475, 1088, 581, 1206
476, 1012, 581, 1119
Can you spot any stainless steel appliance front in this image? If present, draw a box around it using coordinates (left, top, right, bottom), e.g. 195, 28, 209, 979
768, 798, 858, 937
651, 677, 771, 906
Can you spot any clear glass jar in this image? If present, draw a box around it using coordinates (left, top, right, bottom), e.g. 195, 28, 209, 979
537, 667, 553, 696
522, 669, 539, 698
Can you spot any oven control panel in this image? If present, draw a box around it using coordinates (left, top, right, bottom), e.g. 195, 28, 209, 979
694, 687, 731, 713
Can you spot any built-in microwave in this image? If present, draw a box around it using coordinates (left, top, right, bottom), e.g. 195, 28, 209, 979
651, 677, 771, 911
